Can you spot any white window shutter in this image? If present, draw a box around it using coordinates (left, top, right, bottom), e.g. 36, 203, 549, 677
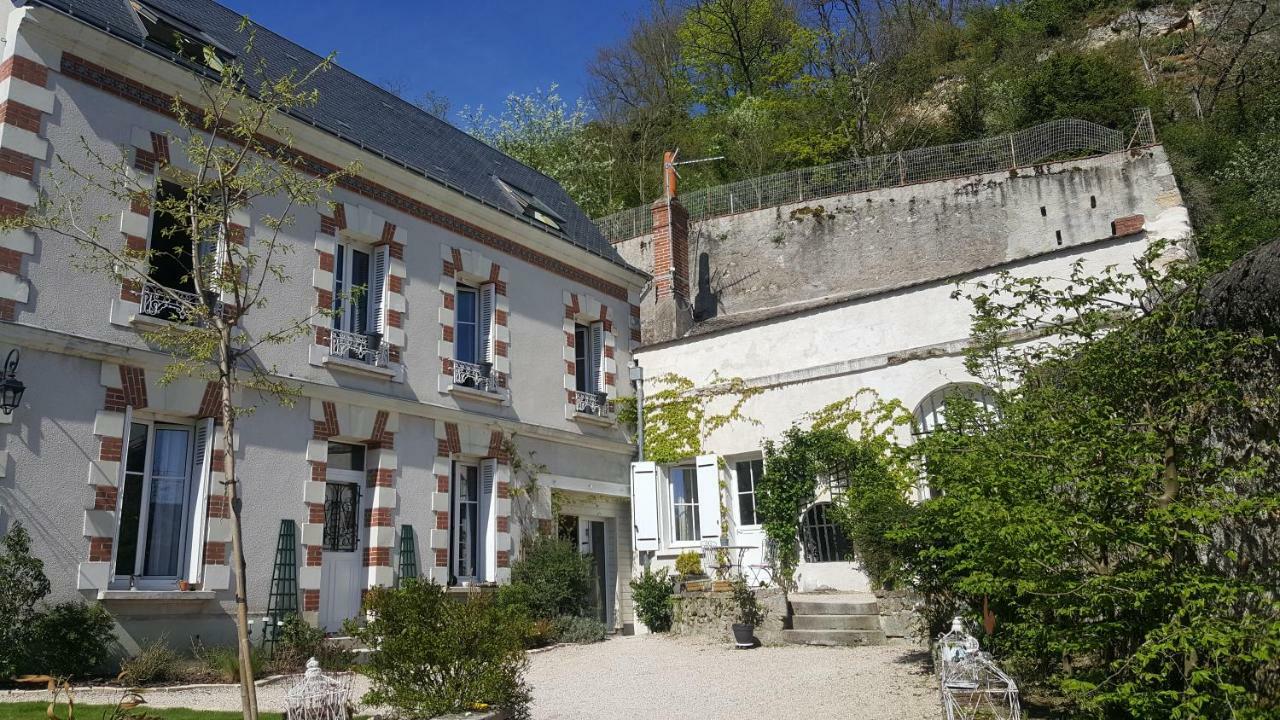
590, 321, 605, 393
371, 245, 390, 334
478, 458, 498, 582
186, 417, 215, 584
695, 454, 722, 543
479, 283, 496, 363
630, 461, 659, 551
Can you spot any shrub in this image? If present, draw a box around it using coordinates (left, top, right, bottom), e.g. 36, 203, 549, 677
629, 567, 674, 632
27, 602, 117, 678
552, 615, 606, 644
730, 577, 764, 627
501, 536, 593, 620
193, 643, 266, 683
119, 638, 183, 685
354, 580, 531, 719
674, 551, 702, 577
1015, 50, 1145, 131
0, 522, 50, 679
268, 614, 354, 674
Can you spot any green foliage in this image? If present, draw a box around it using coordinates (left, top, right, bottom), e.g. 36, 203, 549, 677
629, 372, 759, 465
0, 522, 50, 679
500, 536, 594, 621
729, 577, 764, 627
629, 567, 676, 632
268, 614, 354, 673
551, 615, 607, 644
1014, 50, 1145, 130
674, 550, 703, 577
354, 580, 531, 719
119, 638, 184, 685
192, 643, 266, 684
886, 247, 1280, 717
757, 392, 909, 589
27, 602, 117, 678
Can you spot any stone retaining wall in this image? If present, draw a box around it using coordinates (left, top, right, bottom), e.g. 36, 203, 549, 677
671, 587, 788, 646
875, 589, 924, 640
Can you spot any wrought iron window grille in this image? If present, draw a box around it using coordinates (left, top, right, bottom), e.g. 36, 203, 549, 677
452, 359, 497, 392
573, 390, 614, 417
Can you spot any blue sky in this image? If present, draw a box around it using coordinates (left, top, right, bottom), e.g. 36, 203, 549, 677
221, 1, 648, 123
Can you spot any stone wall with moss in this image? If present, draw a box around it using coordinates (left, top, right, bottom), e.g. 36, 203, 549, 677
671, 588, 788, 646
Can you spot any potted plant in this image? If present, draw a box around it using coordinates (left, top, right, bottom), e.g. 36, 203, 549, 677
675, 550, 707, 591
730, 576, 764, 648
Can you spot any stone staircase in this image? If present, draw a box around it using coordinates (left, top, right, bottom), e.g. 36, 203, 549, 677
782, 593, 886, 646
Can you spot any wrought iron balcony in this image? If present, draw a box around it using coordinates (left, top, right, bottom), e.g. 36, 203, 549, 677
573, 390, 614, 417
139, 282, 221, 324
452, 359, 496, 393
329, 328, 388, 367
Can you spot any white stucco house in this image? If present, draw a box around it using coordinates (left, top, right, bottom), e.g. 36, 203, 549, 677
0, 0, 650, 650
615, 136, 1191, 596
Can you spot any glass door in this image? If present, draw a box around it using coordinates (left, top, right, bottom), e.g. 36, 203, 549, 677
115, 422, 194, 587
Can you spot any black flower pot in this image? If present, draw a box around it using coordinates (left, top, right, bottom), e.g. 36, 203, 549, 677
732, 623, 755, 648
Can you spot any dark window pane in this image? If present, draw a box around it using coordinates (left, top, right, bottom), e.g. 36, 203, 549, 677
126, 423, 149, 473
350, 249, 370, 334
800, 503, 851, 563
456, 288, 477, 364
149, 181, 195, 294
738, 492, 756, 526
332, 244, 345, 330
327, 442, 366, 472
575, 325, 589, 392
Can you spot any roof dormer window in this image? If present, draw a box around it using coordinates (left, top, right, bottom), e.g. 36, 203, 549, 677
130, 1, 233, 72
494, 177, 565, 232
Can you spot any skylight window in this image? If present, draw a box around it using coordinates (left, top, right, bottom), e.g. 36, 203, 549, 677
130, 1, 233, 72
495, 177, 565, 232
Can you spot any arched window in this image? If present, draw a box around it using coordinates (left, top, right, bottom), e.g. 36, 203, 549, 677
912, 383, 1000, 437
800, 503, 850, 563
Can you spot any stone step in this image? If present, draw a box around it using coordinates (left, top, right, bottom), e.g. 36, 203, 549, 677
789, 598, 879, 616
791, 613, 883, 631
782, 629, 886, 646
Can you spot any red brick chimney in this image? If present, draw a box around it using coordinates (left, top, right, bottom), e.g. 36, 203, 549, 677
651, 197, 689, 302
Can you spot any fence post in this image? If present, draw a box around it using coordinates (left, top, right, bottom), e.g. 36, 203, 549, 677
898, 153, 906, 185
1008, 134, 1018, 170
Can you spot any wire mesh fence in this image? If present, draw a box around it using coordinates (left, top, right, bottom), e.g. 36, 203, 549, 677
595, 109, 1157, 243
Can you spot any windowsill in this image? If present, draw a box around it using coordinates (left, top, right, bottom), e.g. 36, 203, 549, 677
98, 589, 217, 602
321, 353, 397, 378
448, 384, 506, 404
736, 524, 763, 532
572, 410, 616, 426
129, 312, 183, 330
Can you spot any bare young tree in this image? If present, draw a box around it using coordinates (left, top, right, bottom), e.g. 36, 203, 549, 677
2, 24, 353, 720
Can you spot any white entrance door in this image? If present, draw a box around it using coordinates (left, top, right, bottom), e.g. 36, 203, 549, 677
320, 468, 365, 633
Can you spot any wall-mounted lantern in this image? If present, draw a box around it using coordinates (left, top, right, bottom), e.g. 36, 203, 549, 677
0, 349, 26, 415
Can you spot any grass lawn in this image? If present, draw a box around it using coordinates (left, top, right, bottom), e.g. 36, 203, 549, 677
0, 702, 285, 719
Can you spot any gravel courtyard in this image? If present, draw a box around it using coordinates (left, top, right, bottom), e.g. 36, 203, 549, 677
1, 635, 938, 719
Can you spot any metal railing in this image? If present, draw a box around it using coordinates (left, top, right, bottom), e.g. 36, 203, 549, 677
594, 110, 1157, 243
572, 390, 614, 417
140, 282, 221, 323
329, 328, 388, 367
452, 359, 497, 392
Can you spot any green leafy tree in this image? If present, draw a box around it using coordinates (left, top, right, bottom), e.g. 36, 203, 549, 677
3, 25, 353, 718
677, 0, 812, 106
463, 86, 619, 217
897, 244, 1280, 717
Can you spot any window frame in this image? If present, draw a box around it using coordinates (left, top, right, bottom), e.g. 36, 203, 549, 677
454, 284, 481, 365
733, 457, 763, 529
451, 462, 481, 584
332, 241, 374, 336
667, 465, 701, 547
111, 419, 198, 589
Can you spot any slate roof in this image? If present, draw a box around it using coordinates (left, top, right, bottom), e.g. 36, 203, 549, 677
28, 0, 635, 270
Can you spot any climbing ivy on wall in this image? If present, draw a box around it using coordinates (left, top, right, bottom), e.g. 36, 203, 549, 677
756, 390, 911, 591
616, 372, 760, 465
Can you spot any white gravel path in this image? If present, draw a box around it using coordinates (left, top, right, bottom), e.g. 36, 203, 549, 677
1, 635, 938, 719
